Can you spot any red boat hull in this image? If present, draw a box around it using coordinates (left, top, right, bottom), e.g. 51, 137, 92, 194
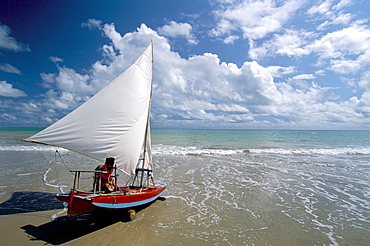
56, 186, 166, 216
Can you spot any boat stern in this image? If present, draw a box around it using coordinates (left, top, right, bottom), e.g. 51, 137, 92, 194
56, 190, 100, 216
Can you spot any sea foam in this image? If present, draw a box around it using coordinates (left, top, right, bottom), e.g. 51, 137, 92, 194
152, 144, 370, 156
0, 145, 68, 152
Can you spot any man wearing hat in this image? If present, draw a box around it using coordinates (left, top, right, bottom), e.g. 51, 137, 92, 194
95, 157, 116, 192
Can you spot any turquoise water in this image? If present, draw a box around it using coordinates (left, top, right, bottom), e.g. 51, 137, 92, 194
153, 128, 370, 149
2, 127, 370, 150
1, 128, 370, 245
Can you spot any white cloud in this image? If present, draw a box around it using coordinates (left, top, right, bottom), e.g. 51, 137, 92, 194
315, 70, 326, 76
308, 25, 370, 59
307, 0, 333, 16
40, 66, 94, 109
0, 63, 21, 74
292, 74, 316, 80
307, 0, 359, 35
40, 23, 283, 125
0, 23, 30, 52
49, 56, 64, 63
328, 58, 361, 73
307, 0, 354, 26
332, 13, 352, 25
273, 30, 313, 57
0, 80, 27, 97
223, 35, 239, 44
249, 20, 370, 80
1, 0, 369, 129
158, 21, 198, 44
211, 0, 303, 40
306, 24, 370, 76
2, 113, 17, 121
266, 66, 295, 77
81, 19, 102, 30
36, 21, 370, 129
249, 29, 312, 59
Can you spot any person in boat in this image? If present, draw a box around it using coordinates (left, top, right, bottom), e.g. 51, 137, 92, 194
94, 157, 116, 193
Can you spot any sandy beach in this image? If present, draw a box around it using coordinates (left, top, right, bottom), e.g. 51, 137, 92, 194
0, 199, 170, 246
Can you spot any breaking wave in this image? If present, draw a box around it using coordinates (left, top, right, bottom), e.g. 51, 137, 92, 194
248, 147, 370, 155
0, 145, 68, 152
152, 144, 370, 156
3, 143, 370, 156
152, 144, 244, 156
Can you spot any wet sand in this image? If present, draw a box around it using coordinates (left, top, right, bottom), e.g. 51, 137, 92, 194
0, 199, 170, 246
1, 145, 369, 245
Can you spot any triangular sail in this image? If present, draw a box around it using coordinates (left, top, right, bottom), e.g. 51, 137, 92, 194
24, 43, 153, 175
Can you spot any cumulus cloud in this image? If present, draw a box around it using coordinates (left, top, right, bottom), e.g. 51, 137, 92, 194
245, 5, 370, 97
158, 21, 198, 44
0, 23, 30, 52
220, 0, 370, 90
33, 22, 351, 128
306, 24, 370, 75
211, 0, 303, 40
308, 25, 370, 59
249, 29, 312, 59
2, 1, 370, 129
38, 23, 267, 125
26, 17, 369, 129
40, 66, 94, 110
0, 80, 27, 97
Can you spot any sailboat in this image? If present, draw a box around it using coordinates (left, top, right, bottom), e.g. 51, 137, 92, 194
23, 43, 166, 220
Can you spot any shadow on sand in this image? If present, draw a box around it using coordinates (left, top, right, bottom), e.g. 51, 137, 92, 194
21, 210, 126, 245
20, 203, 158, 245
0, 191, 64, 215
1, 191, 166, 245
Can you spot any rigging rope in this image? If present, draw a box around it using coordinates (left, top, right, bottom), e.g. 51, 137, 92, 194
54, 149, 94, 192
54, 150, 65, 193
55, 150, 72, 172
54, 150, 93, 186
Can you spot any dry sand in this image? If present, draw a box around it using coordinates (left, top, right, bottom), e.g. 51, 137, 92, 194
0, 198, 172, 246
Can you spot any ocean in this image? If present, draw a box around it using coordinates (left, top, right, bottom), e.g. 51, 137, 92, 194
0, 128, 369, 245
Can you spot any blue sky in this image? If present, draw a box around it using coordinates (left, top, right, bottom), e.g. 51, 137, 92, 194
1, 0, 370, 129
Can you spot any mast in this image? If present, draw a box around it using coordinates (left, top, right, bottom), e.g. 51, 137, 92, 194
132, 41, 154, 187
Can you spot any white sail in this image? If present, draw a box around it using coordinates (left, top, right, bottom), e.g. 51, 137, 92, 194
24, 43, 153, 175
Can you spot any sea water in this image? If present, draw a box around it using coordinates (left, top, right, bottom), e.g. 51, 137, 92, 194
0, 128, 369, 245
